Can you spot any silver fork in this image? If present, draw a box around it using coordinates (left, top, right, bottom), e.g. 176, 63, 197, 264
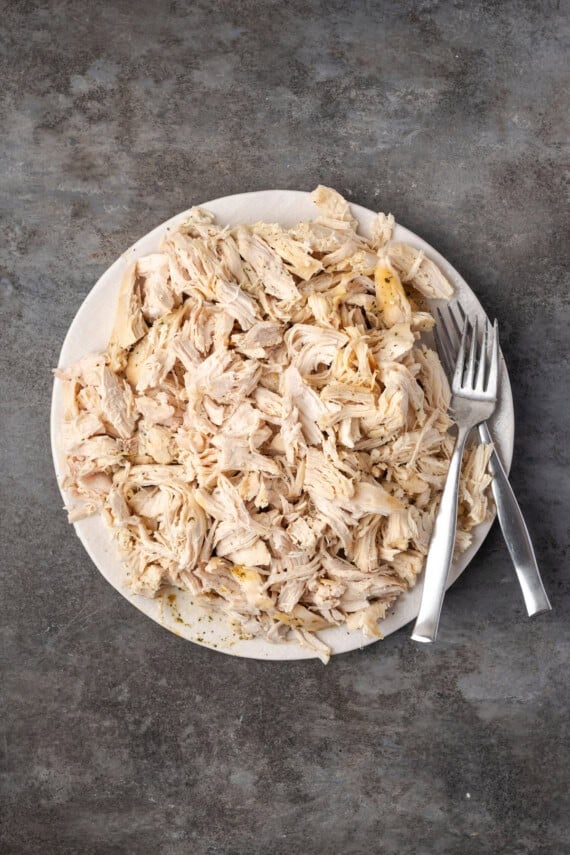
411, 308, 499, 643
436, 303, 551, 619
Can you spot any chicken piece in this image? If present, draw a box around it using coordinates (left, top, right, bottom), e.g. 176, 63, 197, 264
338, 417, 361, 449
306, 293, 336, 328
285, 324, 348, 376
232, 321, 283, 358
276, 578, 307, 614
321, 238, 360, 268
179, 206, 218, 233
379, 363, 426, 429
383, 510, 412, 552
138, 253, 178, 321
61, 411, 105, 448
140, 425, 175, 464
202, 355, 261, 405
410, 311, 436, 332
227, 540, 271, 567
387, 243, 453, 299
414, 346, 451, 412
309, 493, 354, 548
215, 279, 260, 330
99, 367, 137, 439
370, 212, 395, 248
287, 517, 318, 551
253, 223, 323, 280
72, 435, 124, 469
129, 487, 172, 519
235, 227, 301, 302
320, 384, 378, 425
135, 392, 176, 427
304, 447, 355, 501
369, 324, 415, 363
459, 443, 493, 529
126, 305, 187, 389
347, 515, 382, 573
56, 352, 106, 387
106, 486, 138, 527
252, 387, 283, 423
230, 566, 274, 610
340, 575, 406, 611
162, 232, 219, 300
290, 629, 331, 665
374, 263, 411, 327
282, 365, 326, 445
312, 185, 358, 230
345, 601, 392, 637
339, 481, 404, 517
109, 264, 148, 351
214, 435, 280, 475
274, 604, 331, 632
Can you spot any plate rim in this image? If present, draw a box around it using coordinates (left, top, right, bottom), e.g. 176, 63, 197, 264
50, 189, 514, 661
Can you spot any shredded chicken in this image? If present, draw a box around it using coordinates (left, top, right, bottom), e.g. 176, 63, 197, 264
56, 186, 493, 662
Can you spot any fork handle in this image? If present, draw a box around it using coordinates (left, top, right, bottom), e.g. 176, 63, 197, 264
478, 421, 551, 616
411, 424, 471, 643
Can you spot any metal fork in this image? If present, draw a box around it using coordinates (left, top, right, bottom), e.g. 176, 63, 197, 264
411, 308, 500, 643
436, 303, 551, 619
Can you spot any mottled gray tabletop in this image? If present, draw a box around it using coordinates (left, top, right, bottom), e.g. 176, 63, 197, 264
1, 1, 568, 853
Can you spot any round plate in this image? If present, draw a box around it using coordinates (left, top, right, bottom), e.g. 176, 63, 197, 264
51, 190, 514, 660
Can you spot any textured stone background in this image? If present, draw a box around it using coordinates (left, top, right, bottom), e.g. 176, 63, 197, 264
1, 1, 568, 853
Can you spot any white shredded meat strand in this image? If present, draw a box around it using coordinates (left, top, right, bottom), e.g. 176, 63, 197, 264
56, 186, 493, 663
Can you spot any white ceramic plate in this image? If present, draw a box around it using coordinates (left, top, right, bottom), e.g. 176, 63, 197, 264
51, 190, 514, 660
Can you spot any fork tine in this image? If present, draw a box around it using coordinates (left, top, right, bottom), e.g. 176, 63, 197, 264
475, 318, 489, 390
436, 307, 455, 360
434, 327, 453, 376
452, 317, 469, 390
464, 316, 478, 388
435, 308, 455, 373
449, 301, 464, 343
486, 319, 500, 396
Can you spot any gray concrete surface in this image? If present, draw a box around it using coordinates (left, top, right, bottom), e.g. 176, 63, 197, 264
1, 1, 569, 853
